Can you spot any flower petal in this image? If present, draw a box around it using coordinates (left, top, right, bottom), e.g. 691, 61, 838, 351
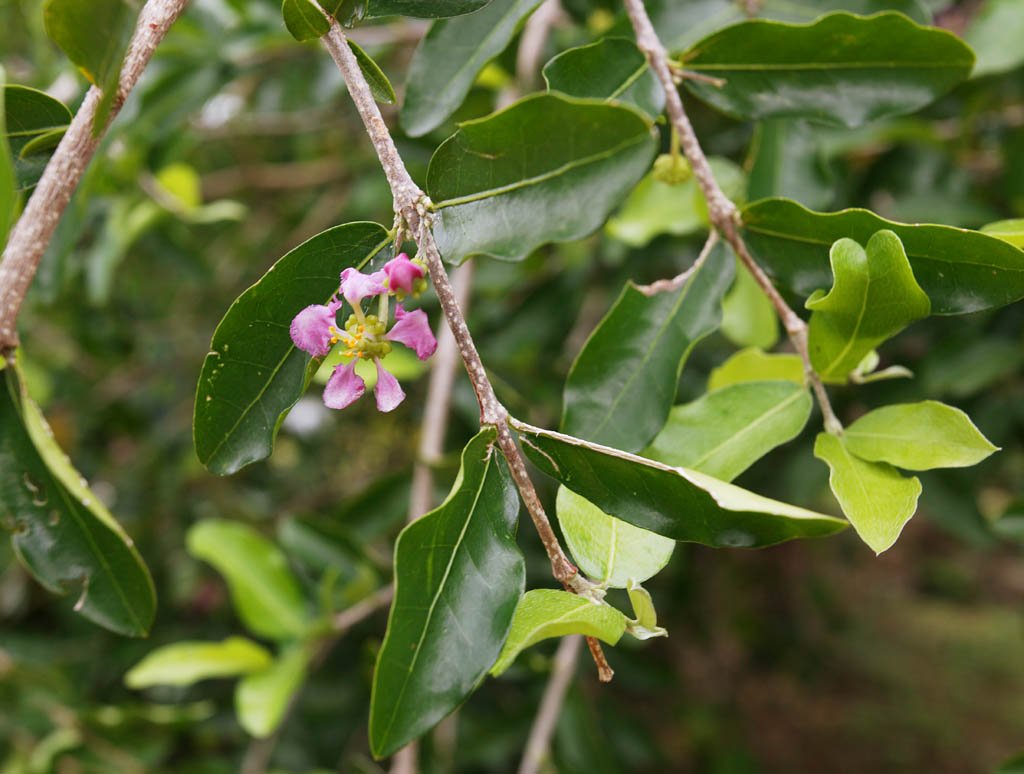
290, 303, 338, 357
373, 358, 405, 412
383, 253, 426, 295
323, 361, 365, 409
386, 308, 437, 360
340, 267, 388, 306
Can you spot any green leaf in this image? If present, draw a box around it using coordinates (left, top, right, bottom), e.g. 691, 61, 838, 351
542, 37, 665, 118
235, 644, 310, 738
0, 360, 155, 636
707, 347, 804, 391
349, 40, 396, 104
555, 486, 674, 588
368, 0, 492, 17
843, 400, 998, 470
605, 157, 744, 248
321, 0, 369, 26
517, 422, 847, 547
740, 198, 1024, 315
125, 637, 274, 688
981, 218, 1024, 248
720, 257, 779, 350
369, 429, 525, 759
813, 432, 921, 554
193, 222, 391, 475
964, 0, 1024, 77
680, 12, 974, 128
43, 0, 140, 134
428, 93, 656, 264
490, 589, 627, 676
400, 0, 543, 137
0, 70, 16, 243
995, 750, 1024, 774
561, 242, 733, 452
806, 231, 930, 382
282, 0, 331, 41
746, 119, 833, 211
4, 85, 71, 193
186, 519, 309, 641
626, 580, 662, 635
644, 381, 812, 482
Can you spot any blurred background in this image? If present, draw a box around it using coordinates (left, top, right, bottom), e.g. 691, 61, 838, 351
2, 0, 1024, 771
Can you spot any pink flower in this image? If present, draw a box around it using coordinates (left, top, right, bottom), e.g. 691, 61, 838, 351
290, 300, 342, 357
373, 358, 405, 412
323, 360, 365, 409
386, 306, 437, 360
383, 253, 426, 295
339, 267, 387, 306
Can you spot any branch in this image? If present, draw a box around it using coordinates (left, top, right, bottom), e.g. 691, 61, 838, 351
0, 0, 191, 353
623, 0, 842, 434
517, 635, 583, 774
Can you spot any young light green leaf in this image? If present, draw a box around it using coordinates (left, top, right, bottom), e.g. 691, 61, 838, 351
555, 486, 674, 588
235, 644, 310, 738
562, 242, 732, 452
282, 0, 331, 41
644, 380, 812, 482
606, 157, 744, 248
43, 0, 140, 134
0, 70, 16, 242
517, 422, 847, 547
680, 12, 974, 127
193, 222, 391, 475
348, 40, 396, 104
721, 257, 779, 350
186, 519, 309, 641
428, 93, 656, 264
806, 231, 930, 382
370, 429, 525, 759
626, 580, 666, 640
4, 85, 72, 192
490, 589, 627, 676
400, 0, 542, 137
125, 637, 274, 689
740, 198, 1024, 315
964, 0, 1024, 77
542, 37, 665, 118
708, 347, 804, 391
0, 360, 156, 637
981, 218, 1024, 248
368, 0, 492, 18
844, 400, 998, 470
814, 432, 921, 554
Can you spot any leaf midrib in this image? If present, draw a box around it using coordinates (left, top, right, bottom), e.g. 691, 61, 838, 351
688, 60, 969, 72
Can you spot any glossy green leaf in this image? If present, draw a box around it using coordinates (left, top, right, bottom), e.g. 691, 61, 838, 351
806, 231, 930, 382
235, 644, 310, 738
282, 0, 330, 40
4, 85, 72, 192
43, 0, 140, 134
707, 347, 804, 391
644, 381, 812, 482
517, 423, 847, 547
0, 360, 155, 636
981, 218, 1024, 248
125, 637, 273, 688
490, 589, 626, 676
369, 429, 525, 759
814, 432, 920, 554
428, 93, 656, 264
368, 0, 492, 17
964, 0, 1024, 77
681, 12, 974, 128
193, 222, 391, 475
542, 37, 664, 118
844, 400, 998, 470
0, 70, 16, 242
747, 119, 833, 211
400, 0, 542, 137
349, 40, 396, 104
605, 157, 743, 248
741, 198, 1024, 315
561, 242, 732, 452
721, 257, 779, 350
555, 486, 674, 588
186, 519, 309, 641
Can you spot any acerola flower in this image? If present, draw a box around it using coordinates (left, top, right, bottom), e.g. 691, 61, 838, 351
289, 258, 436, 413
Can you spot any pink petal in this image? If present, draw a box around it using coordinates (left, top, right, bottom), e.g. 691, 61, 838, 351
386, 308, 437, 360
290, 303, 339, 357
340, 267, 388, 306
373, 358, 405, 412
323, 361, 365, 409
383, 253, 425, 295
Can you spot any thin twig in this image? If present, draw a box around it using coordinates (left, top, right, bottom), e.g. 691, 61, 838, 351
0, 0, 191, 352
637, 231, 718, 296
623, 0, 842, 434
517, 635, 583, 774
